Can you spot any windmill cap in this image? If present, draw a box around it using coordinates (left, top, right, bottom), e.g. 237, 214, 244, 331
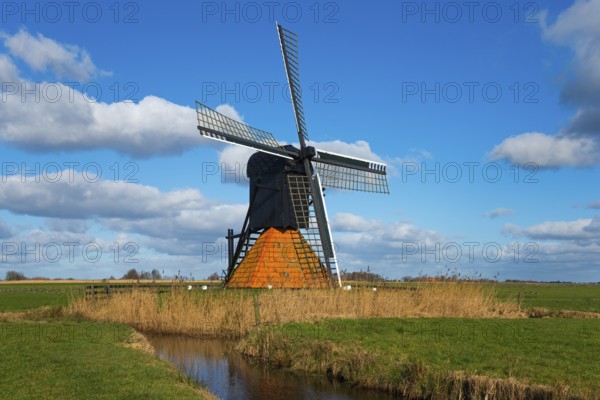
247, 145, 301, 177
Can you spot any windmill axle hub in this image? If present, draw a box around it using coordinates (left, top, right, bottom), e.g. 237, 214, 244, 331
298, 146, 317, 161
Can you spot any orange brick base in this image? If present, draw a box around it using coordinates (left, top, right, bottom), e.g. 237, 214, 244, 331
226, 227, 331, 289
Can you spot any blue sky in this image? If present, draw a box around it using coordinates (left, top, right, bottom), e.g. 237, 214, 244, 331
1, 0, 599, 281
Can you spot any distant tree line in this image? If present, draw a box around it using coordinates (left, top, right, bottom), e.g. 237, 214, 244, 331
339, 267, 502, 283
8, 268, 585, 284
398, 275, 498, 283
2, 269, 223, 281
504, 279, 578, 284
5, 270, 27, 281
121, 268, 162, 280
340, 267, 385, 282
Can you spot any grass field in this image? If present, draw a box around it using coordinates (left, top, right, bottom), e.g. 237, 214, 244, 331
0, 281, 220, 399
348, 281, 600, 313
2, 280, 599, 399
0, 320, 214, 399
3, 280, 600, 313
0, 280, 220, 312
494, 283, 600, 313
0, 282, 84, 311
240, 318, 600, 398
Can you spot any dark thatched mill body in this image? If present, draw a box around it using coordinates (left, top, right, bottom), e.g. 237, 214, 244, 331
196, 24, 389, 289
247, 145, 311, 231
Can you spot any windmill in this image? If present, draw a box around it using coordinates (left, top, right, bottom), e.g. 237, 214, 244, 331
196, 24, 389, 289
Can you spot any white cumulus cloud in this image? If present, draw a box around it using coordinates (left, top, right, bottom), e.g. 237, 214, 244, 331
1, 29, 108, 80
0, 86, 200, 157
311, 140, 385, 163
0, 31, 200, 157
490, 1, 600, 168
541, 0, 600, 105
489, 132, 598, 167
0, 54, 18, 82
0, 172, 247, 252
215, 103, 245, 122
0, 31, 389, 164
503, 218, 598, 241
333, 212, 380, 232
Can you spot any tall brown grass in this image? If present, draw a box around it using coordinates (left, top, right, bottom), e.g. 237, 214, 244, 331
70, 283, 522, 338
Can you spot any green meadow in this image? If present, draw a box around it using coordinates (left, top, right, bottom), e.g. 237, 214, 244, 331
494, 283, 600, 313
0, 320, 213, 399
0, 281, 215, 399
2, 280, 599, 399
241, 318, 600, 396
0, 282, 83, 311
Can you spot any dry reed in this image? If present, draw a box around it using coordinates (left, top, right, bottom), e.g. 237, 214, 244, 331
69, 283, 522, 338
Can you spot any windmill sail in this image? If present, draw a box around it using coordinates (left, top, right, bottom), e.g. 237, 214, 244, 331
287, 174, 340, 287
313, 149, 389, 194
310, 174, 341, 287
277, 23, 309, 146
196, 101, 294, 159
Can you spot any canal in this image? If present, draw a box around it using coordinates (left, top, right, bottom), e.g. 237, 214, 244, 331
147, 335, 395, 400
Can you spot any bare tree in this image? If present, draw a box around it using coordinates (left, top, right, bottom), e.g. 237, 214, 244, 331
5, 270, 26, 281
207, 272, 220, 281
121, 268, 140, 280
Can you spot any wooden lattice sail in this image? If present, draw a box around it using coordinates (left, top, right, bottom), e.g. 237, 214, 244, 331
226, 227, 331, 289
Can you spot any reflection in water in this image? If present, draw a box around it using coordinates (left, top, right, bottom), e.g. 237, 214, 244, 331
147, 335, 394, 400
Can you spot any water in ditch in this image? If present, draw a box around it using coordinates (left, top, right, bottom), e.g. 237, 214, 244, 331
147, 335, 395, 400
